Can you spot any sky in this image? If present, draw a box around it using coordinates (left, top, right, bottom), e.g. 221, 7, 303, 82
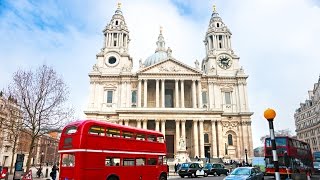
1, 0, 320, 148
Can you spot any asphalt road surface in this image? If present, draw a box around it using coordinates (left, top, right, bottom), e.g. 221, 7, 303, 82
168, 175, 320, 179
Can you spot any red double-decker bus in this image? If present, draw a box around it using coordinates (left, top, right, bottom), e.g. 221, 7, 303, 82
264, 136, 313, 179
58, 120, 168, 180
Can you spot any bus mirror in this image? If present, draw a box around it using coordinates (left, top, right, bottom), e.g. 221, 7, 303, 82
284, 152, 289, 167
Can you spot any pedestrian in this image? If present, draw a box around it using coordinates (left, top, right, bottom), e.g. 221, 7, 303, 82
174, 163, 177, 174
50, 164, 59, 180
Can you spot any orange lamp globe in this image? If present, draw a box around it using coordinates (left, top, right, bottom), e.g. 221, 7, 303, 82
264, 108, 276, 120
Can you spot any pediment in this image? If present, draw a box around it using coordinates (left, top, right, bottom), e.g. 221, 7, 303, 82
138, 58, 201, 75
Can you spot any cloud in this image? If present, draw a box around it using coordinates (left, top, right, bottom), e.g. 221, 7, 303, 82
1, 0, 320, 148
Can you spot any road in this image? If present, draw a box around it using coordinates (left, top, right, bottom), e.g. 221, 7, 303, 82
168, 175, 320, 179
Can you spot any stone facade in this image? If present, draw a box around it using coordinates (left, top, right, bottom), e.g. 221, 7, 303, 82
295, 76, 320, 153
84, 5, 254, 161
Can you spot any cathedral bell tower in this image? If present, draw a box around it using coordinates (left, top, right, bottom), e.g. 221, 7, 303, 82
93, 3, 133, 74
201, 5, 241, 76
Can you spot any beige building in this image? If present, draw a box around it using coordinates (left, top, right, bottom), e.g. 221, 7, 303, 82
295, 76, 320, 153
84, 5, 254, 161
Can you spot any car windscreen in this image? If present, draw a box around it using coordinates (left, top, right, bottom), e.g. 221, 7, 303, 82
181, 163, 189, 168
314, 162, 320, 168
231, 168, 250, 175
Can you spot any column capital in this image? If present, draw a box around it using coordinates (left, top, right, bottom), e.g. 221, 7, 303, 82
156, 79, 160, 82
175, 119, 181, 122
192, 79, 196, 82
160, 119, 166, 122
136, 119, 141, 122
180, 80, 184, 82
124, 119, 129, 122
175, 79, 179, 82
211, 119, 216, 123
155, 119, 161, 122
144, 79, 148, 82
180, 119, 186, 123
199, 119, 204, 122
193, 119, 199, 122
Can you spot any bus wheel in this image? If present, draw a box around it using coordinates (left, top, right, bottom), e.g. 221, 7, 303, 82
107, 175, 119, 180
159, 174, 167, 180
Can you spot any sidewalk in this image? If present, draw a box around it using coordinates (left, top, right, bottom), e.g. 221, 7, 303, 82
6, 166, 56, 180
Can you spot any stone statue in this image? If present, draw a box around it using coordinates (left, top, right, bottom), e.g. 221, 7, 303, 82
179, 137, 186, 150
167, 47, 172, 57
92, 64, 99, 71
194, 59, 199, 69
139, 59, 144, 68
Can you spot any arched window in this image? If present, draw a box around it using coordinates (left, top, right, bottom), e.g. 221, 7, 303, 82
228, 134, 233, 145
204, 133, 209, 143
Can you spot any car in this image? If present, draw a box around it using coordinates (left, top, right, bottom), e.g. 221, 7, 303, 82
314, 162, 320, 174
204, 163, 229, 176
178, 162, 208, 178
224, 167, 264, 180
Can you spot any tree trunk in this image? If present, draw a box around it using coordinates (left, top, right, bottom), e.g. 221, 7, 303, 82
9, 136, 18, 174
25, 135, 36, 172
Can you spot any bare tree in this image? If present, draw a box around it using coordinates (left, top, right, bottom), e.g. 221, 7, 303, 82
7, 65, 74, 172
260, 129, 294, 144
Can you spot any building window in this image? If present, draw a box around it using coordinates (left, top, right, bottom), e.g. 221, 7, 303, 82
202, 92, 207, 104
204, 133, 209, 143
228, 134, 233, 145
132, 91, 137, 103
106, 91, 113, 103
225, 92, 231, 104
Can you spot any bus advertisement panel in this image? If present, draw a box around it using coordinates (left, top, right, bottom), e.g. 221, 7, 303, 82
264, 136, 313, 179
58, 120, 168, 180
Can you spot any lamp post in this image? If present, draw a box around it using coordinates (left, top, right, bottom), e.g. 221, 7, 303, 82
40, 151, 44, 169
264, 108, 280, 180
244, 149, 248, 166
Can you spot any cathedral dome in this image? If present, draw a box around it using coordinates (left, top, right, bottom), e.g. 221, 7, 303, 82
144, 51, 168, 67
143, 27, 169, 67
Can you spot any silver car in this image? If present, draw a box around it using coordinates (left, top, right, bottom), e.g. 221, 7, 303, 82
224, 167, 264, 180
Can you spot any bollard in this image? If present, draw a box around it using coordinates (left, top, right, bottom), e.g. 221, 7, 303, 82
45, 168, 49, 177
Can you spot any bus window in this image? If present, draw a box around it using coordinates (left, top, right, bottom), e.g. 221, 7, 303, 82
107, 128, 120, 137
123, 159, 135, 166
64, 126, 77, 135
105, 157, 120, 166
157, 136, 164, 143
147, 158, 157, 165
123, 131, 134, 139
89, 126, 105, 136
136, 158, 145, 166
61, 154, 75, 167
147, 135, 156, 142
136, 134, 145, 140
158, 156, 163, 165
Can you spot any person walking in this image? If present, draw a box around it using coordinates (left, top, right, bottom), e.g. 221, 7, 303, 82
174, 163, 177, 174
50, 164, 59, 180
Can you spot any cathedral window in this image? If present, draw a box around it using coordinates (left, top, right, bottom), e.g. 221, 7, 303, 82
228, 134, 233, 145
204, 133, 209, 143
202, 92, 207, 104
225, 92, 231, 104
106, 91, 113, 103
131, 91, 137, 104
115, 21, 118, 25
217, 23, 220, 27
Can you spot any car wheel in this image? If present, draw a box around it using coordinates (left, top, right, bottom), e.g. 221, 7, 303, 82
159, 174, 167, 180
180, 175, 184, 178
107, 176, 119, 180
204, 172, 208, 177
214, 172, 217, 176
217, 173, 221, 176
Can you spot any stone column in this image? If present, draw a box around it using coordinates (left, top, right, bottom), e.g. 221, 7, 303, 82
211, 120, 217, 157
175, 79, 179, 108
136, 119, 141, 129
208, 82, 213, 109
175, 119, 180, 153
243, 84, 249, 111
161, 119, 166, 137
199, 119, 205, 158
181, 80, 185, 108
138, 79, 142, 107
217, 121, 224, 158
89, 82, 96, 108
181, 119, 186, 139
143, 79, 148, 108
124, 119, 129, 126
161, 79, 165, 108
155, 119, 160, 132
247, 121, 253, 157
193, 119, 199, 158
118, 119, 123, 125
143, 119, 148, 129
192, 80, 197, 108
242, 121, 248, 158
197, 80, 202, 108
238, 122, 243, 160
156, 79, 160, 108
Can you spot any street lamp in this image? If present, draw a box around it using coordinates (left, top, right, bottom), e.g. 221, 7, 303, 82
40, 151, 44, 168
264, 108, 280, 180
244, 149, 248, 166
